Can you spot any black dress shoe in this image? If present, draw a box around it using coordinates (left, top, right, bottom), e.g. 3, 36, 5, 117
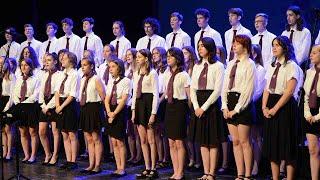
26, 159, 36, 164
22, 159, 28, 163
114, 171, 127, 177
66, 162, 78, 170
146, 169, 159, 178
59, 162, 70, 169
136, 169, 150, 179
80, 169, 91, 174
3, 157, 12, 162
89, 169, 102, 175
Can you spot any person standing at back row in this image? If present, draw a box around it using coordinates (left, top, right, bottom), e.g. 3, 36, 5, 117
136, 17, 165, 52
0, 27, 20, 60
19, 24, 42, 60
315, 30, 320, 44
110, 21, 131, 61
165, 12, 191, 50
194, 8, 222, 57
225, 8, 252, 62
39, 22, 59, 67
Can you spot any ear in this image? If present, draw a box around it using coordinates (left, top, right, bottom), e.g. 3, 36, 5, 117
237, 16, 242, 21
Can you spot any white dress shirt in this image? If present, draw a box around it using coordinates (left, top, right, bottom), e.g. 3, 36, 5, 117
80, 32, 104, 66
39, 37, 59, 67
1, 74, 16, 112
79, 75, 103, 103
131, 69, 159, 114
96, 61, 113, 87
0, 41, 20, 59
13, 75, 40, 104
55, 68, 80, 99
316, 30, 320, 44
190, 60, 224, 111
19, 38, 42, 58
221, 57, 256, 113
251, 30, 276, 67
158, 68, 169, 94
57, 33, 82, 63
253, 64, 266, 101
110, 35, 131, 60
163, 70, 190, 100
39, 71, 61, 109
194, 25, 223, 57
304, 65, 320, 120
165, 28, 191, 50
265, 59, 300, 100
136, 34, 165, 51
225, 24, 252, 61
281, 27, 311, 65
106, 77, 132, 105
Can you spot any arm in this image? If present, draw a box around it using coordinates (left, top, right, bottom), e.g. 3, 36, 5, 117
296, 31, 311, 65
95, 77, 106, 103
23, 78, 40, 103
95, 37, 104, 65
189, 67, 200, 110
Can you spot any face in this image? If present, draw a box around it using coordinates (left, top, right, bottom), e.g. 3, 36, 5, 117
59, 52, 65, 64
136, 52, 147, 67
196, 14, 208, 28
81, 59, 93, 75
4, 32, 13, 42
310, 46, 320, 65
83, 21, 92, 32
198, 41, 209, 58
272, 39, 284, 58
166, 52, 177, 67
46, 25, 56, 36
103, 46, 112, 59
228, 13, 240, 26
20, 60, 31, 75
233, 41, 246, 55
152, 49, 161, 63
23, 48, 30, 59
112, 23, 122, 37
182, 49, 190, 63
254, 16, 267, 32
125, 50, 133, 63
62, 23, 73, 34
170, 16, 181, 29
45, 55, 57, 71
61, 54, 71, 68
286, 10, 299, 26
144, 23, 154, 36
109, 61, 120, 77
24, 26, 34, 38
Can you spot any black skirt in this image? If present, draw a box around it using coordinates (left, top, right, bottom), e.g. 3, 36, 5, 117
0, 96, 10, 125
304, 97, 320, 136
106, 104, 127, 139
225, 92, 253, 126
39, 95, 57, 122
134, 93, 154, 127
10, 100, 40, 127
263, 94, 298, 162
188, 90, 226, 146
164, 99, 188, 140
156, 93, 166, 123
56, 98, 79, 131
253, 96, 264, 126
79, 102, 104, 132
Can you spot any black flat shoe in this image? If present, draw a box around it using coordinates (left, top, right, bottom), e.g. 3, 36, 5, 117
114, 171, 127, 177
136, 169, 150, 179
89, 169, 102, 175
59, 162, 70, 169
3, 157, 12, 162
66, 162, 78, 170
80, 169, 91, 174
146, 169, 159, 178
21, 159, 28, 163
26, 159, 36, 164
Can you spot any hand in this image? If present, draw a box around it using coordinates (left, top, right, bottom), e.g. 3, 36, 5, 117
108, 112, 116, 118
42, 108, 48, 114
55, 106, 62, 114
311, 116, 317, 123
131, 110, 135, 123
263, 108, 271, 118
268, 108, 277, 117
195, 108, 204, 118
228, 110, 237, 119
223, 109, 229, 119
148, 114, 156, 126
108, 117, 114, 124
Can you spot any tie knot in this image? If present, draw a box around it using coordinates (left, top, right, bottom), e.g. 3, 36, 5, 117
259, 35, 263, 37
116, 40, 119, 44
276, 62, 281, 67
291, 30, 294, 33
23, 75, 28, 81
204, 62, 208, 68
173, 33, 177, 36
67, 37, 70, 40
233, 30, 237, 34
235, 60, 240, 63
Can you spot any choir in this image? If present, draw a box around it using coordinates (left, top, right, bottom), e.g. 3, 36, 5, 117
1, 5, 320, 180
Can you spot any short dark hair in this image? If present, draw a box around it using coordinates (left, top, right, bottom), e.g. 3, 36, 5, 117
198, 37, 218, 64
143, 17, 161, 34
194, 8, 210, 19
24, 24, 33, 29
255, 13, 269, 21
61, 18, 73, 26
46, 22, 58, 31
228, 8, 244, 17
82, 17, 95, 25
170, 12, 183, 22
5, 27, 17, 41
110, 57, 125, 78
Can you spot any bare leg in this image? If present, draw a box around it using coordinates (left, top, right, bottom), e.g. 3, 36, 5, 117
306, 134, 319, 180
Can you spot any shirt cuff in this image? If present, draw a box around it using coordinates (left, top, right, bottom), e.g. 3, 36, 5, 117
304, 111, 312, 119
314, 114, 320, 121
234, 104, 241, 113
221, 102, 227, 110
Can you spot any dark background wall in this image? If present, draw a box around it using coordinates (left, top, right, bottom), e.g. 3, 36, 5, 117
1, 0, 320, 47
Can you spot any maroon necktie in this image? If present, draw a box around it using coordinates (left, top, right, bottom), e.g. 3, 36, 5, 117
228, 60, 240, 90
66, 37, 70, 50
44, 70, 56, 100
110, 77, 122, 105
127, 69, 133, 79
269, 62, 281, 92
170, 33, 177, 47
103, 65, 109, 85
309, 67, 320, 108
20, 76, 28, 102
198, 62, 208, 90
59, 73, 68, 94
167, 69, 178, 103
80, 74, 92, 106
136, 74, 144, 98
289, 30, 294, 43
229, 30, 237, 61
115, 40, 119, 57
